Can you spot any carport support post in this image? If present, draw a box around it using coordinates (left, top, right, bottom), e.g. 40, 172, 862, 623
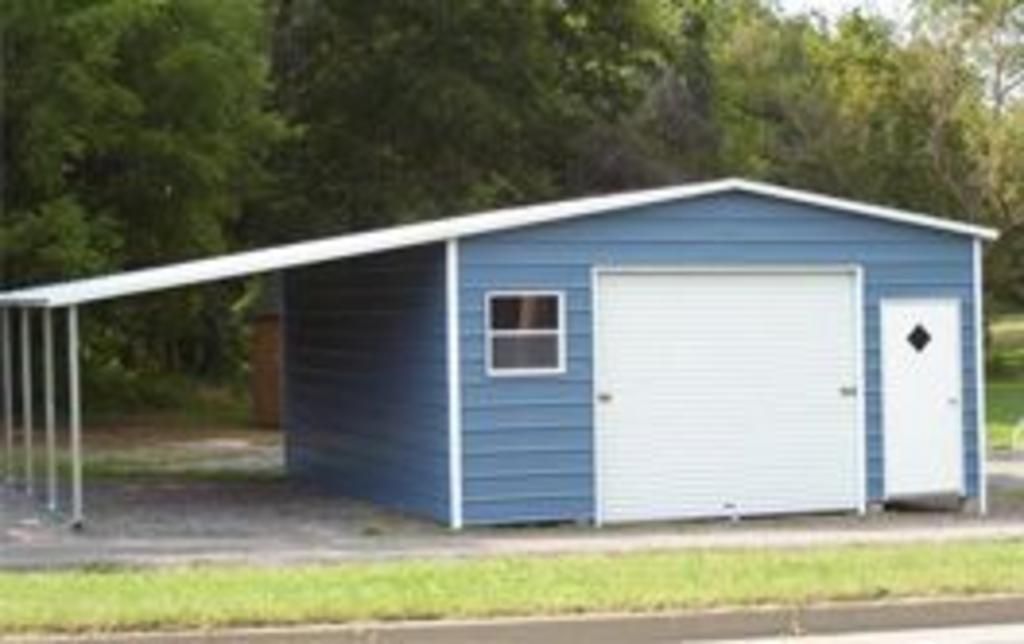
2, 309, 13, 485
43, 308, 57, 512
21, 308, 33, 495
68, 306, 83, 528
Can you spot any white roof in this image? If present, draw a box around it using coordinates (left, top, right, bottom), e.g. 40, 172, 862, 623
0, 178, 998, 308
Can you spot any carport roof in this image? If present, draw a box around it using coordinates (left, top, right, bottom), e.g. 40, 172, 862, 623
0, 178, 999, 308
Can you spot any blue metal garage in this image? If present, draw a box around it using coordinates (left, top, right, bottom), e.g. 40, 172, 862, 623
0, 179, 998, 528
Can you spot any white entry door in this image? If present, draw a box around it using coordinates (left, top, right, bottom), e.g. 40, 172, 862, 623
595, 269, 862, 523
881, 299, 964, 498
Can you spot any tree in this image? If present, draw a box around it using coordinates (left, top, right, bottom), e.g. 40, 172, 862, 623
2, 0, 284, 380
708, 2, 835, 184
254, 0, 677, 243
912, 0, 1024, 309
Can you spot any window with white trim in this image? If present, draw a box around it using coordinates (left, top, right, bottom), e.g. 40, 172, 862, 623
486, 292, 565, 376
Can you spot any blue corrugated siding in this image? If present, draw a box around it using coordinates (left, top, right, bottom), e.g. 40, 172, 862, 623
459, 191, 979, 525
283, 244, 450, 522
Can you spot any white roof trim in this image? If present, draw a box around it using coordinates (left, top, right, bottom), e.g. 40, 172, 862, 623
0, 178, 998, 308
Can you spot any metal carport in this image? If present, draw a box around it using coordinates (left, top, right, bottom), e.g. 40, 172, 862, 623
0, 180, 717, 527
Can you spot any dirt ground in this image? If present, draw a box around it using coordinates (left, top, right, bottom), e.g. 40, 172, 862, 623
2, 423, 440, 539
3, 425, 1024, 569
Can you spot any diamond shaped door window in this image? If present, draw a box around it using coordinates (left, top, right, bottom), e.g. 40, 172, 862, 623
907, 324, 932, 352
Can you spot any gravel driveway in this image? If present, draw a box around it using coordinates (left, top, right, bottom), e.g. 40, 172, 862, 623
3, 429, 1024, 570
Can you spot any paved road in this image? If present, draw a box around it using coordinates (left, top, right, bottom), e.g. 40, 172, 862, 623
732, 623, 1024, 643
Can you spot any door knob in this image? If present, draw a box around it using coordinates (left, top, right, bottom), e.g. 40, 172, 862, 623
839, 385, 858, 398
597, 392, 613, 403
948, 397, 960, 406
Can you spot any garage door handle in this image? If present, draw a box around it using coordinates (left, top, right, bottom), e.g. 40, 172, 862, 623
597, 392, 613, 403
839, 386, 858, 398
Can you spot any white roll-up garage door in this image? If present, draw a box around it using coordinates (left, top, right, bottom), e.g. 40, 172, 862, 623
595, 268, 862, 523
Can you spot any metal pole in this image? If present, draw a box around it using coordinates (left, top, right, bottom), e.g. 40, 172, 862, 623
20, 308, 33, 495
68, 306, 83, 528
2, 309, 13, 485
44, 309, 57, 512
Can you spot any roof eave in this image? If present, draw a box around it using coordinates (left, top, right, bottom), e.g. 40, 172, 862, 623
0, 178, 1001, 308
725, 178, 1000, 241
0, 298, 52, 309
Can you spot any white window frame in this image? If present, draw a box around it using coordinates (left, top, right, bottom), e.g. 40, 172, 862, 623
485, 290, 567, 377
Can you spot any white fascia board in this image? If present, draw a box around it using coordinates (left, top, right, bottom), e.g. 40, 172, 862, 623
0, 181, 736, 308
0, 177, 998, 308
0, 225, 457, 307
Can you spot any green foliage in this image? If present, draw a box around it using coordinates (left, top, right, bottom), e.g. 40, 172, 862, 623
255, 0, 677, 242
0, 197, 118, 281
2, 0, 285, 395
82, 359, 247, 422
708, 6, 974, 218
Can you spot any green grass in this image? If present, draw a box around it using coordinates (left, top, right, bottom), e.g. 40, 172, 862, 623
3, 542, 1024, 634
991, 314, 1024, 378
988, 313, 1024, 451
989, 381, 1024, 451
86, 379, 251, 430
78, 440, 282, 482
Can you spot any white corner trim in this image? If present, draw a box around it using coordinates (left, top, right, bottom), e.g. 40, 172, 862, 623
446, 240, 464, 529
853, 265, 868, 514
974, 239, 988, 515
590, 266, 604, 527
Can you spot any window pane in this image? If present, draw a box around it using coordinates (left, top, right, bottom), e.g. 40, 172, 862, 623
490, 295, 559, 330
492, 335, 559, 370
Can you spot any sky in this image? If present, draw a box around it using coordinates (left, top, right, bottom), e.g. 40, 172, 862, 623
777, 0, 915, 27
